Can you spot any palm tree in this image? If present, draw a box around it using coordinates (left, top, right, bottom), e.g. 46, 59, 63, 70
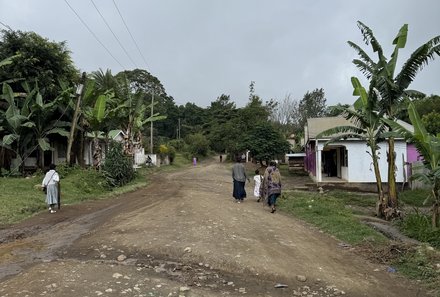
349, 21, 440, 210
318, 77, 387, 217
385, 103, 440, 227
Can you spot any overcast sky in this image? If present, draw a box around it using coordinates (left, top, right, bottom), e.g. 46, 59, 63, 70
1, 0, 439, 107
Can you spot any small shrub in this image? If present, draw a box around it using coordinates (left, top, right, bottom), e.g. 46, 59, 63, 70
101, 142, 135, 187
399, 212, 440, 248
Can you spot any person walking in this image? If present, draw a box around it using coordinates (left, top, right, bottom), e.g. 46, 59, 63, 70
232, 157, 249, 203
262, 161, 282, 213
253, 169, 263, 202
41, 164, 60, 213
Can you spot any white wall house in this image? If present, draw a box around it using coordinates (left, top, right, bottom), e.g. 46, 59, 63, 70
305, 116, 412, 184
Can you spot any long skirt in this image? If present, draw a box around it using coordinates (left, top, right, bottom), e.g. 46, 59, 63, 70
46, 183, 58, 205
233, 180, 246, 200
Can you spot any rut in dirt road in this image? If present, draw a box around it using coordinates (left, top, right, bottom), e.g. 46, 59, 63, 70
0, 160, 427, 296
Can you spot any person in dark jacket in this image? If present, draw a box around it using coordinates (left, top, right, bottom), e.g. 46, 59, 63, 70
232, 157, 249, 203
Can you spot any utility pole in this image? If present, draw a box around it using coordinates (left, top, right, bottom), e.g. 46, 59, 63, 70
150, 93, 154, 154
66, 72, 86, 165
178, 118, 181, 139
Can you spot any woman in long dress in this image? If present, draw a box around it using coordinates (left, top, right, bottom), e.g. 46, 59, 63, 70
262, 161, 282, 213
41, 163, 60, 213
232, 157, 249, 203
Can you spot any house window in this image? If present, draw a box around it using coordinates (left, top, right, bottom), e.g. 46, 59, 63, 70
341, 148, 348, 167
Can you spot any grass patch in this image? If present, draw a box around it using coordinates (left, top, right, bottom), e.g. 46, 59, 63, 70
0, 153, 191, 226
330, 190, 377, 208
279, 190, 386, 245
392, 245, 440, 293
400, 189, 432, 207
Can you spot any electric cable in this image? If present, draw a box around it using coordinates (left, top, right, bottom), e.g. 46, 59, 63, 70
112, 0, 150, 70
90, 0, 137, 69
63, 0, 125, 69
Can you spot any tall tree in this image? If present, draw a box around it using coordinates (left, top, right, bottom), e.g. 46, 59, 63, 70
243, 122, 291, 165
349, 21, 440, 209
270, 93, 300, 136
298, 88, 327, 130
0, 29, 79, 100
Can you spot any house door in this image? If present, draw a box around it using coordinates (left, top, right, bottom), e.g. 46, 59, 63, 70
44, 150, 52, 167
322, 149, 337, 177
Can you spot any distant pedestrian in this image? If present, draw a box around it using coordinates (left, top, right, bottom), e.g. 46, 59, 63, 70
41, 164, 60, 213
219, 154, 223, 162
193, 157, 197, 166
262, 161, 282, 213
253, 169, 263, 202
232, 157, 249, 203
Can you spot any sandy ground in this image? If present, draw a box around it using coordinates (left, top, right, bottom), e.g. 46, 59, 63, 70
0, 158, 428, 296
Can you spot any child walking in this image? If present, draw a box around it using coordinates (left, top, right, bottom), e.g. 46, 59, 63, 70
253, 169, 263, 202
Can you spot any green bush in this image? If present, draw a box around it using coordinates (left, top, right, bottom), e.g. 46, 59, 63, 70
101, 142, 135, 187
168, 139, 185, 151
185, 133, 210, 157
399, 212, 440, 248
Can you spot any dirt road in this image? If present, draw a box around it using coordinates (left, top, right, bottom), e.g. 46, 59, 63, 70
0, 159, 426, 296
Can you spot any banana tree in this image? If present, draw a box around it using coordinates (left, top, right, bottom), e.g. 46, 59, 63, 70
385, 103, 440, 227
350, 21, 440, 210
0, 83, 35, 173
113, 78, 166, 155
318, 77, 387, 217
24, 82, 72, 167
83, 89, 115, 168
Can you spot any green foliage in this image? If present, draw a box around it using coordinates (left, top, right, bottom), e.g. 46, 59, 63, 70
279, 191, 386, 244
350, 21, 440, 206
422, 112, 440, 135
243, 123, 291, 162
168, 139, 185, 151
398, 213, 440, 248
297, 88, 328, 129
400, 189, 432, 207
0, 29, 79, 100
185, 133, 210, 157
101, 142, 135, 187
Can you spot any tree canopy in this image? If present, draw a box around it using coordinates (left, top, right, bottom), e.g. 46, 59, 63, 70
0, 29, 79, 100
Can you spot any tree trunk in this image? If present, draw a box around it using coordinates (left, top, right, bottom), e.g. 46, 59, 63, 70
92, 137, 102, 169
432, 183, 440, 228
387, 137, 398, 207
432, 203, 439, 229
371, 151, 385, 217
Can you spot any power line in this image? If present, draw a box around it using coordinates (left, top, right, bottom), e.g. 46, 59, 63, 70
112, 0, 150, 70
63, 0, 125, 69
0, 20, 13, 31
90, 0, 137, 69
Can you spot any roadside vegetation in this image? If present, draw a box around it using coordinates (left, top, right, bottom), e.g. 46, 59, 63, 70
277, 173, 440, 294
0, 153, 190, 226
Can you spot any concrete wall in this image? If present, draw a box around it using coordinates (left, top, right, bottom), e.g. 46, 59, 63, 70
313, 139, 407, 183
342, 140, 407, 183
